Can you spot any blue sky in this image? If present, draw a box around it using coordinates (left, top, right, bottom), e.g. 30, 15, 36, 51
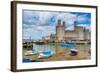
22, 10, 91, 40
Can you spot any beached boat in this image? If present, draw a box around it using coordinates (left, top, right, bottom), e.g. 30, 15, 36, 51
23, 58, 42, 62
61, 43, 78, 56
23, 58, 33, 62
70, 48, 78, 56
38, 51, 54, 59
24, 50, 37, 56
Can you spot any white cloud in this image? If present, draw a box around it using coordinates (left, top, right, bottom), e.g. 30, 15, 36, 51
38, 12, 57, 25
77, 24, 91, 30
23, 10, 90, 39
23, 10, 77, 26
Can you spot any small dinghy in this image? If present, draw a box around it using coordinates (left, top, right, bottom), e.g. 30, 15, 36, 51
24, 49, 37, 56
61, 43, 78, 56
70, 48, 78, 56
38, 51, 54, 59
23, 58, 33, 62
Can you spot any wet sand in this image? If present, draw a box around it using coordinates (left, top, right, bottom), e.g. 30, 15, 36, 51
23, 44, 91, 62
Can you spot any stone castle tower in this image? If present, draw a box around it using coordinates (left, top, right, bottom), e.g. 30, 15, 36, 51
56, 19, 65, 42
74, 21, 85, 40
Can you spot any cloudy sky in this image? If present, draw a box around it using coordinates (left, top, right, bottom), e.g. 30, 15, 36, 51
22, 10, 91, 40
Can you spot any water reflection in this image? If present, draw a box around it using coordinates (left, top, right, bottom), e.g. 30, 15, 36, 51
33, 43, 56, 53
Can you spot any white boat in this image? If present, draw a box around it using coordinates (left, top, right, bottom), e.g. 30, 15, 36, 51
24, 50, 37, 55
69, 48, 78, 56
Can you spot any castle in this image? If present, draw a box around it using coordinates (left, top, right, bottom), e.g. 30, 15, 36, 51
42, 19, 91, 43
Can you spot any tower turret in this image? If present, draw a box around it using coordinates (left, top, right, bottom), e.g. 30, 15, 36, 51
74, 21, 77, 30
63, 21, 66, 27
56, 19, 65, 42
58, 19, 62, 25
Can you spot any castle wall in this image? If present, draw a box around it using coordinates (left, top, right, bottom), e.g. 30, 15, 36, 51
65, 31, 78, 40
84, 30, 91, 40
75, 26, 85, 40
56, 20, 90, 42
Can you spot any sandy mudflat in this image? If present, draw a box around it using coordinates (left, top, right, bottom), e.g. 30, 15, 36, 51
23, 44, 91, 62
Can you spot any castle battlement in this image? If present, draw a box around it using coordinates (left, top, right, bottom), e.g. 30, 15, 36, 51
56, 19, 90, 41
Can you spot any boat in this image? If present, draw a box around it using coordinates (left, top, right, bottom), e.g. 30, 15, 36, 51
23, 58, 42, 62
24, 49, 37, 56
61, 43, 78, 56
69, 48, 78, 56
37, 42, 55, 59
23, 58, 33, 62
61, 43, 78, 48
38, 51, 54, 59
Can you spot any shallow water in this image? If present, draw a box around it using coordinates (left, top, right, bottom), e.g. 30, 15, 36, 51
32, 43, 90, 52
33, 43, 57, 53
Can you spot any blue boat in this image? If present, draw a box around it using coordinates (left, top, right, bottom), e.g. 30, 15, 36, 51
23, 58, 33, 62
38, 51, 54, 59
61, 43, 78, 48
23, 58, 42, 62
